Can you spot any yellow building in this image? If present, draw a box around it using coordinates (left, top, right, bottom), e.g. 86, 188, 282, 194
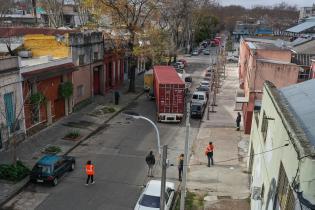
23, 34, 70, 58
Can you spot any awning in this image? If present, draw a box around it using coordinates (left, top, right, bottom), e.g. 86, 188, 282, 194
286, 21, 315, 33
22, 63, 76, 80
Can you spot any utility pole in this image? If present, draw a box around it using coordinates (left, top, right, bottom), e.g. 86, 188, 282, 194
160, 145, 167, 210
180, 103, 190, 210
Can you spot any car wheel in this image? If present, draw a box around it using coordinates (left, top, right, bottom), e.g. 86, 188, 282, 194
52, 177, 58, 186
69, 162, 75, 171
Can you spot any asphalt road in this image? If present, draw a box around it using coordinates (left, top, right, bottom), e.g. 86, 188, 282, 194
3, 53, 212, 210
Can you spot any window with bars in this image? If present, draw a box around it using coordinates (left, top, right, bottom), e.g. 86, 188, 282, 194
261, 111, 268, 142
276, 162, 295, 210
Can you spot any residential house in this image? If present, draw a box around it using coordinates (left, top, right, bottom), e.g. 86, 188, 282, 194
238, 38, 300, 134
299, 5, 315, 21
103, 37, 127, 92
0, 56, 25, 150
311, 58, 315, 79
20, 56, 75, 132
69, 32, 104, 106
248, 80, 315, 210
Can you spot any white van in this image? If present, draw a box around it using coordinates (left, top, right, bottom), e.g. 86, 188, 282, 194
191, 91, 207, 105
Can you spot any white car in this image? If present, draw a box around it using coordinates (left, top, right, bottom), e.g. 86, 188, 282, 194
134, 180, 175, 210
200, 80, 210, 87
191, 91, 207, 105
176, 61, 184, 69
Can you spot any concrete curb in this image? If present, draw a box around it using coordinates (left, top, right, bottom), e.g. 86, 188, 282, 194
0, 91, 144, 208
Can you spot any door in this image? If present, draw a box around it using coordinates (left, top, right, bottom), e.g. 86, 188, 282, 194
4, 92, 15, 132
93, 68, 100, 95
54, 99, 65, 120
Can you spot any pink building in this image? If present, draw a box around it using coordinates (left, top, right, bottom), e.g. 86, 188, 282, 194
312, 59, 315, 79
238, 38, 300, 134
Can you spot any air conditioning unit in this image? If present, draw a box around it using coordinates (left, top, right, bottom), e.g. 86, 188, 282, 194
18, 51, 32, 58
251, 186, 262, 200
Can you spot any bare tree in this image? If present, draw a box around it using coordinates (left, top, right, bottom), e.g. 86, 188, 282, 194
0, 0, 15, 25
86, 0, 159, 92
39, 0, 65, 28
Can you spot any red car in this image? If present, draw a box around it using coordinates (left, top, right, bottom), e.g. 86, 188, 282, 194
178, 59, 188, 67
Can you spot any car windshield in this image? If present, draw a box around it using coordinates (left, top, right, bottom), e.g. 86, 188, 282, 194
198, 87, 208, 91
33, 164, 51, 174
192, 95, 198, 99
199, 95, 205, 100
139, 194, 160, 208
192, 105, 201, 111
201, 82, 209, 85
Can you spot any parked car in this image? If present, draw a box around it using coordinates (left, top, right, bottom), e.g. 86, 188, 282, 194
203, 50, 210, 55
134, 180, 175, 210
30, 155, 75, 186
190, 102, 205, 118
178, 59, 188, 67
227, 56, 239, 63
200, 80, 210, 87
192, 50, 199, 56
191, 91, 207, 105
176, 61, 184, 69
196, 86, 210, 98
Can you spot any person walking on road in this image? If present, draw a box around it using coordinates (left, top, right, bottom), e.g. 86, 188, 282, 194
178, 154, 184, 181
236, 112, 241, 131
145, 151, 155, 177
205, 142, 214, 167
85, 160, 95, 186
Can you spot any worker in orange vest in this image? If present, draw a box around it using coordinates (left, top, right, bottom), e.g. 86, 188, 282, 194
85, 160, 95, 186
205, 142, 214, 167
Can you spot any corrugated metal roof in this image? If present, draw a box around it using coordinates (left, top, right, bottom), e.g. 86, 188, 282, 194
286, 21, 315, 33
279, 79, 315, 147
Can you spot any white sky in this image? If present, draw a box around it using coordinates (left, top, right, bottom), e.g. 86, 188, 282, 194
219, 0, 313, 8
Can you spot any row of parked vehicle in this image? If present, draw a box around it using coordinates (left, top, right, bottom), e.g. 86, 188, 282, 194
190, 67, 214, 119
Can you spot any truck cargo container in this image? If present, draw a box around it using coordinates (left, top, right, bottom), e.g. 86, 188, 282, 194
153, 66, 185, 122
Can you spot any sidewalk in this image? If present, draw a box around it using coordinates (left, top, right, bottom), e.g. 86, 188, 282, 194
187, 63, 250, 209
0, 75, 144, 206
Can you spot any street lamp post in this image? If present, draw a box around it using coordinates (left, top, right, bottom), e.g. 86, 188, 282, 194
122, 111, 161, 155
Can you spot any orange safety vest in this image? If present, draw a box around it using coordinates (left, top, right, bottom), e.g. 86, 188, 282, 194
85, 164, 95, 175
205, 144, 214, 155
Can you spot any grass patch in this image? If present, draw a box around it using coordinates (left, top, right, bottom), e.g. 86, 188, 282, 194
0, 161, 30, 182
44, 145, 62, 154
64, 130, 80, 139
175, 191, 204, 210
101, 106, 116, 113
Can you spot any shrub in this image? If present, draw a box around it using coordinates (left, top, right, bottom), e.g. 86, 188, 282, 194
59, 81, 73, 99
65, 130, 80, 139
44, 145, 62, 154
30, 92, 46, 105
0, 161, 30, 182
101, 106, 116, 113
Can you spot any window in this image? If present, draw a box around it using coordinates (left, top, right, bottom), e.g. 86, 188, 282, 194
139, 195, 160, 208
276, 162, 295, 210
94, 52, 99, 61
261, 111, 268, 142
79, 55, 85, 65
77, 85, 84, 97
199, 95, 204, 100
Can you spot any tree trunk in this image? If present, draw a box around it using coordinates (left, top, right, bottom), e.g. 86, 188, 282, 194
128, 32, 136, 93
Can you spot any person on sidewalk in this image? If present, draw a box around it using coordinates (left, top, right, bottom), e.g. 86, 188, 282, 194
85, 160, 95, 186
205, 142, 214, 167
178, 154, 184, 181
236, 112, 241, 131
145, 151, 155, 177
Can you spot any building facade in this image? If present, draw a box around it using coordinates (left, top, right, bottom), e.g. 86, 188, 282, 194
238, 38, 300, 134
69, 32, 104, 106
248, 81, 315, 210
0, 56, 25, 150
20, 56, 75, 132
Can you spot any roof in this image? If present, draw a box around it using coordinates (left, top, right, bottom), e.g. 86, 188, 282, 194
286, 18, 315, 33
153, 66, 184, 85
0, 43, 22, 53
38, 155, 61, 165
244, 38, 290, 51
291, 39, 315, 54
256, 59, 295, 65
255, 28, 273, 35
279, 79, 315, 148
0, 27, 76, 38
145, 180, 175, 196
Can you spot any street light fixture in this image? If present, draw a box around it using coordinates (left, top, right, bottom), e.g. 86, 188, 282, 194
122, 111, 161, 155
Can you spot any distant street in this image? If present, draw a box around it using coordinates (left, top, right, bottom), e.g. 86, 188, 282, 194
3, 53, 213, 210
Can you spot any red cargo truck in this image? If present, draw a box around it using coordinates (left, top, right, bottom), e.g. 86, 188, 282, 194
153, 66, 185, 122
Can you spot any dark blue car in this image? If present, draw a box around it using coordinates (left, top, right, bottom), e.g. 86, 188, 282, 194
30, 155, 75, 186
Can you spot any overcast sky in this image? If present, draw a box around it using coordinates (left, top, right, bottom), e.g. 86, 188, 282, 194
219, 0, 313, 8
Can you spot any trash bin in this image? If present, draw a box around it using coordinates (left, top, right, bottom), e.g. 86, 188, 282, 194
114, 91, 120, 105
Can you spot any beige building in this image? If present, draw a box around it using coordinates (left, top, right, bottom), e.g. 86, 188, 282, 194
0, 57, 25, 150
248, 80, 315, 210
